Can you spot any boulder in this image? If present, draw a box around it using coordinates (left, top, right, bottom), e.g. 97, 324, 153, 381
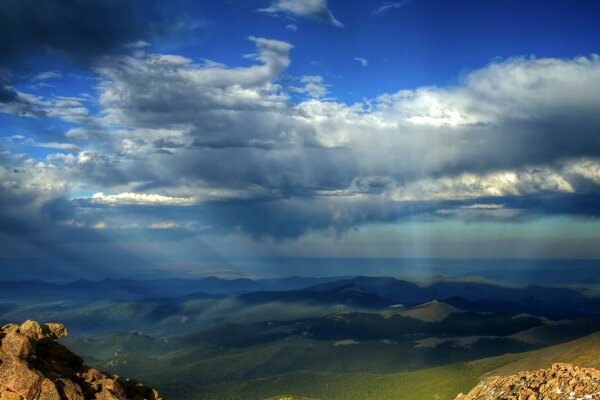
0, 321, 162, 400
456, 363, 600, 400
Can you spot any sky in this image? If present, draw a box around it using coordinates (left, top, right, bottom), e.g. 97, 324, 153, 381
1, 0, 600, 279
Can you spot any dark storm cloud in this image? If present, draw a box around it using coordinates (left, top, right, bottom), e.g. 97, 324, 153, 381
0, 83, 19, 103
112, 192, 600, 239
0, 0, 144, 66
498, 193, 600, 218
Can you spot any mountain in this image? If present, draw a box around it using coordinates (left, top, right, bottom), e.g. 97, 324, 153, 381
166, 330, 600, 400
2, 276, 598, 322
477, 330, 600, 377
308, 276, 600, 319
0, 277, 347, 305
237, 287, 391, 308
384, 300, 464, 322
456, 363, 600, 400
62, 306, 553, 387
0, 320, 161, 400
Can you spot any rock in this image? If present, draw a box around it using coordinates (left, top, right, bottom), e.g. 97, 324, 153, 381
20, 321, 43, 341
83, 369, 105, 383
41, 324, 68, 340
456, 363, 600, 400
0, 357, 43, 399
1, 331, 35, 359
0, 321, 162, 400
0, 388, 23, 400
55, 379, 84, 400
39, 379, 61, 400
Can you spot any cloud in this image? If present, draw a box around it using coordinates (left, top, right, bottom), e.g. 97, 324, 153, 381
96, 36, 299, 152
32, 71, 62, 81
77, 55, 600, 229
88, 192, 197, 206
373, 1, 409, 16
286, 24, 298, 32
299, 75, 328, 98
0, 0, 144, 66
124, 40, 151, 49
353, 57, 369, 67
3, 46, 600, 244
24, 139, 81, 152
0, 91, 90, 121
0, 83, 19, 104
461, 204, 505, 210
259, 0, 344, 27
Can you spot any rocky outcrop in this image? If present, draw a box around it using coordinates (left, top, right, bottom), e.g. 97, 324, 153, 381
456, 363, 600, 400
0, 321, 162, 400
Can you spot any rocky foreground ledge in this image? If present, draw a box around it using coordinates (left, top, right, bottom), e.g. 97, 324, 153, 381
0, 321, 162, 400
456, 363, 600, 400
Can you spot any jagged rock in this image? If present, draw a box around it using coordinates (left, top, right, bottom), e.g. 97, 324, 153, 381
0, 321, 162, 400
1, 332, 35, 360
42, 324, 68, 341
55, 379, 84, 400
456, 363, 600, 400
19, 322, 43, 342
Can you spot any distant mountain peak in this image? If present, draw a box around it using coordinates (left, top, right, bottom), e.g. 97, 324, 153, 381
388, 300, 464, 322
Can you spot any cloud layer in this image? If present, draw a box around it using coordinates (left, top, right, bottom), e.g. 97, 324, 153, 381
1, 35, 600, 273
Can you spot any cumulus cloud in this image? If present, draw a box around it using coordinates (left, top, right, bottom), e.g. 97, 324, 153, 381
3, 45, 600, 242
98, 36, 292, 122
259, 0, 344, 27
299, 75, 328, 98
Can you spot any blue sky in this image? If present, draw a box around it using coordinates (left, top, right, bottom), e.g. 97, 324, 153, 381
1, 0, 600, 279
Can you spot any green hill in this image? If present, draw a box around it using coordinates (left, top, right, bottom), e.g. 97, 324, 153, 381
157, 363, 484, 400
475, 330, 600, 377
157, 330, 600, 400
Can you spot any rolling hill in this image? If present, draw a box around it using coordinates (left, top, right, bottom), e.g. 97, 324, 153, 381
156, 330, 600, 400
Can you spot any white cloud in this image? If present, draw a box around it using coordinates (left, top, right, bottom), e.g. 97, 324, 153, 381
32, 71, 62, 81
4, 46, 600, 239
97, 36, 293, 128
0, 91, 90, 122
299, 75, 327, 98
461, 204, 505, 210
259, 0, 343, 27
6, 135, 81, 152
388, 168, 575, 202
353, 57, 369, 67
93, 221, 107, 229
150, 221, 181, 229
286, 24, 298, 32
563, 158, 600, 184
373, 1, 409, 16
29, 141, 81, 152
124, 40, 150, 49
89, 192, 198, 206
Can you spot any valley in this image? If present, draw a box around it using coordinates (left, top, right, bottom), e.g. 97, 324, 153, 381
2, 275, 599, 399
